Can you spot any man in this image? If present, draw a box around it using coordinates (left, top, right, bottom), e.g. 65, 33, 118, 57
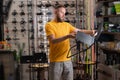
45, 4, 94, 80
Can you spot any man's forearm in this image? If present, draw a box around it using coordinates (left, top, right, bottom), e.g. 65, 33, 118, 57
78, 29, 94, 34
50, 35, 69, 44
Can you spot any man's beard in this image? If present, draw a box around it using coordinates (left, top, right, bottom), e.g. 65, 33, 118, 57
56, 16, 64, 22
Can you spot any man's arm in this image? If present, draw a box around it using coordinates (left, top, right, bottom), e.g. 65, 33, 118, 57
47, 28, 95, 44
80, 30, 95, 34
47, 33, 76, 44
75, 28, 95, 35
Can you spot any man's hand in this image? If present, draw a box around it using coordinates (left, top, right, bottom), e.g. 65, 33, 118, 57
67, 32, 76, 38
92, 30, 97, 36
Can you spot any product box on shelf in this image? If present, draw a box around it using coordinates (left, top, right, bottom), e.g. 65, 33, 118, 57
114, 1, 120, 14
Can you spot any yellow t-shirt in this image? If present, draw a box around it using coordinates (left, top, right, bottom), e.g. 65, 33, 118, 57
45, 20, 76, 62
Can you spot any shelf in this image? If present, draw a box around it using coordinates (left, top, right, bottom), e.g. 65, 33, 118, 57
100, 47, 120, 54
97, 14, 120, 18
97, 0, 119, 3
102, 31, 120, 35
0, 49, 15, 53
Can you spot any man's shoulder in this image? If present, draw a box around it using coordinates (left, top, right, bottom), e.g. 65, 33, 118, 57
63, 21, 71, 24
46, 20, 55, 25
46, 21, 70, 26
45, 21, 56, 29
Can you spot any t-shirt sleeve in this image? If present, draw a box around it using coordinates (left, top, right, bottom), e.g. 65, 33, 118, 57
68, 23, 76, 33
45, 23, 54, 36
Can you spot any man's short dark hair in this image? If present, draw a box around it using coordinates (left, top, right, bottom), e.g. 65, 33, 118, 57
53, 4, 65, 9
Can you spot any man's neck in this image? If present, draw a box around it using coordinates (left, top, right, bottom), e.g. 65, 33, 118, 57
54, 18, 64, 23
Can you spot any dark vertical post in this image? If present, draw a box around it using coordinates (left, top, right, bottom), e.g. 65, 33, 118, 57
0, 0, 3, 41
